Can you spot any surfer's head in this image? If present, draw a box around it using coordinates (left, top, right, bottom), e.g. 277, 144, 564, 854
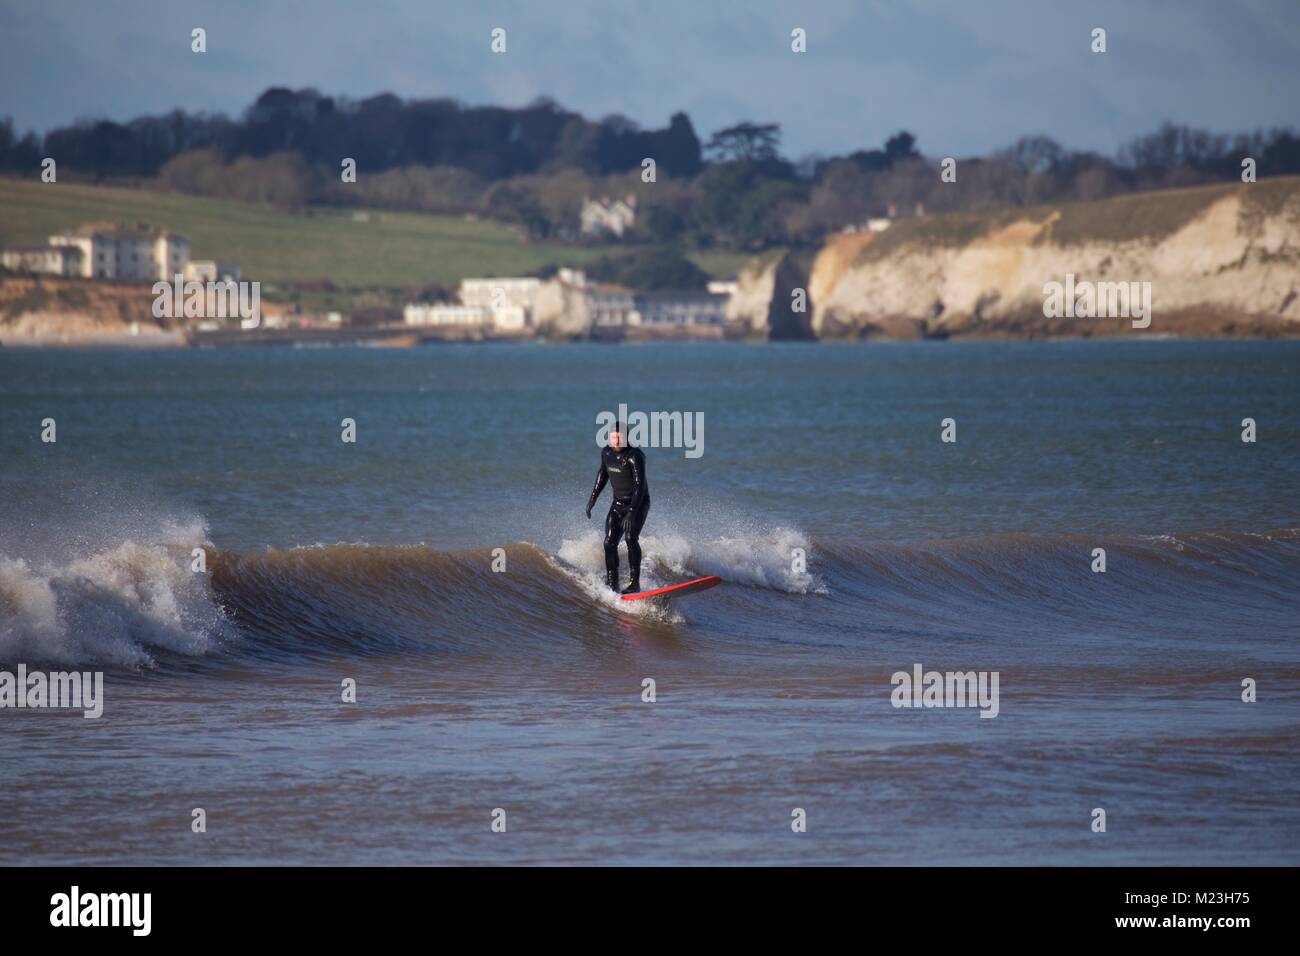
609, 422, 626, 450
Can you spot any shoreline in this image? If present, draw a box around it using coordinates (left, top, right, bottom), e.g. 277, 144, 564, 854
4, 328, 1299, 348
4, 316, 1299, 349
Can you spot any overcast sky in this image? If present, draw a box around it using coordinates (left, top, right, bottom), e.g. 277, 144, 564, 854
1, 0, 1297, 159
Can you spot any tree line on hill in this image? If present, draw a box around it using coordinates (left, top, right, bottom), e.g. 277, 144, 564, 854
2, 87, 1298, 252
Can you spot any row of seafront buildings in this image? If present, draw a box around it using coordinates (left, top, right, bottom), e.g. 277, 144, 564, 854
2, 220, 732, 339
587, 284, 737, 331
2, 223, 238, 283
403, 274, 554, 332
404, 269, 737, 337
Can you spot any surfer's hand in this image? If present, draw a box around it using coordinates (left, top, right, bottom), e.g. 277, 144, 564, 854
585, 503, 592, 519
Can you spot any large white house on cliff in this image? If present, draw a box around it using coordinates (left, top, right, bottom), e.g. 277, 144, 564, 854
48, 223, 190, 280
2, 222, 236, 282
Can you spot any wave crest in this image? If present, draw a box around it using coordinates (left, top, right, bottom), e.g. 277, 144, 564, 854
0, 523, 220, 668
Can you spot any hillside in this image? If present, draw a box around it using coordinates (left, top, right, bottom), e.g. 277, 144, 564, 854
0, 177, 747, 303
808, 176, 1300, 339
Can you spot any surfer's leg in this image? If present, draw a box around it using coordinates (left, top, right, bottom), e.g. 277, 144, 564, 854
622, 497, 650, 592
602, 506, 623, 591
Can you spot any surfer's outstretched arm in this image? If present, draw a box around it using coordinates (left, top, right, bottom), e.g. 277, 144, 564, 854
585, 461, 608, 518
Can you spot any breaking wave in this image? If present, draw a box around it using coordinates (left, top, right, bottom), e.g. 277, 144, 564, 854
2, 518, 1296, 668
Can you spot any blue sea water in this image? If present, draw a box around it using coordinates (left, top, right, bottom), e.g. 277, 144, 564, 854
1, 340, 1297, 864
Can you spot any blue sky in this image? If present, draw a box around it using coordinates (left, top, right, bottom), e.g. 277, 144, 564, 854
1, 0, 1297, 159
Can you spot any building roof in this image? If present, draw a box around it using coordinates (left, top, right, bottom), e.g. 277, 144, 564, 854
64, 221, 188, 242
460, 276, 541, 285
635, 290, 729, 302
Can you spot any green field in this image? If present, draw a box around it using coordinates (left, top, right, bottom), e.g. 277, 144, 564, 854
0, 177, 750, 302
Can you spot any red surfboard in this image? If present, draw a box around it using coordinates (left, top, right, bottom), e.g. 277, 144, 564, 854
620, 575, 722, 601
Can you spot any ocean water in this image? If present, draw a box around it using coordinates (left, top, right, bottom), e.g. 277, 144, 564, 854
1, 340, 1297, 865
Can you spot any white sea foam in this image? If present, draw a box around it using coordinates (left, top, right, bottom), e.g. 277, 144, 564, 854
556, 524, 823, 596
547, 554, 684, 623
0, 519, 220, 668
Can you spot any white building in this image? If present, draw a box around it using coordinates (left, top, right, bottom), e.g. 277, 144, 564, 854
461, 276, 548, 329
405, 271, 591, 333
580, 196, 637, 239
489, 305, 529, 331
589, 290, 638, 328
183, 260, 242, 283
458, 277, 542, 311
588, 290, 729, 328
4, 222, 243, 289
43, 223, 191, 280
404, 304, 488, 326
403, 302, 527, 331
1, 245, 83, 276
634, 291, 730, 326
842, 218, 893, 234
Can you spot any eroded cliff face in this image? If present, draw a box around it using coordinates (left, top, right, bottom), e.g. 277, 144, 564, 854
808, 177, 1300, 339
725, 251, 815, 340
811, 228, 926, 339
0, 275, 177, 342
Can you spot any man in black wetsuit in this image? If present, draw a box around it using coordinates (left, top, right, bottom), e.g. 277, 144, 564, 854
585, 421, 650, 594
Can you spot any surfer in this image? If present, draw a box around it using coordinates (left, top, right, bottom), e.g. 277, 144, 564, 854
586, 422, 650, 594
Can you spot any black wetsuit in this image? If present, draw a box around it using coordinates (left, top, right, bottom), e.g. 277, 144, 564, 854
586, 445, 650, 591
